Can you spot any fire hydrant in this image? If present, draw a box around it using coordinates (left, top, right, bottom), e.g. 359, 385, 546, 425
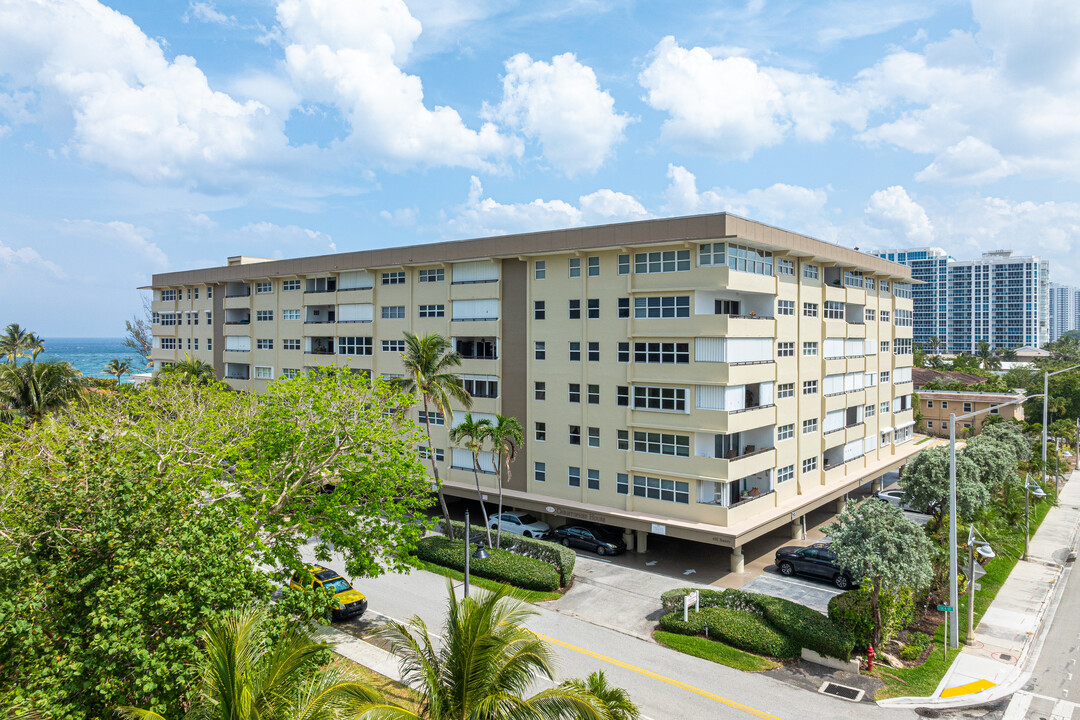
867, 644, 876, 672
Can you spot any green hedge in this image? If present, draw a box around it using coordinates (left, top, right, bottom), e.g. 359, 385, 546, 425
659, 587, 855, 661
415, 536, 560, 591
440, 519, 575, 587
659, 608, 801, 659
828, 585, 915, 649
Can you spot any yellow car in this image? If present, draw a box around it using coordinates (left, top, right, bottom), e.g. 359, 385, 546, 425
289, 565, 368, 621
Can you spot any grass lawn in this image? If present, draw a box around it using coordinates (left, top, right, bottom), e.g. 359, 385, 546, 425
417, 560, 563, 602
654, 631, 780, 672
874, 499, 1053, 699
334, 657, 422, 714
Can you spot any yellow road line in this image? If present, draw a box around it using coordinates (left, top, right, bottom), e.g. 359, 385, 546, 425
533, 630, 784, 720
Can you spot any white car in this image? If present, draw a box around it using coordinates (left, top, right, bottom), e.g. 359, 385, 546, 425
488, 512, 551, 539
873, 489, 921, 513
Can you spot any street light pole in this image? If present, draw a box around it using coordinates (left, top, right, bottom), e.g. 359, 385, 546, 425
949, 413, 959, 649
965, 526, 995, 646
1024, 474, 1031, 561
464, 508, 471, 598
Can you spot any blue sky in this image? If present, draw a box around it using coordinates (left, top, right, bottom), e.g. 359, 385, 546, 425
2, 0, 1079, 336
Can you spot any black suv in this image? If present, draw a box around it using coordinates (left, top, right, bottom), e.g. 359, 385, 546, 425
774, 542, 857, 589
552, 524, 627, 556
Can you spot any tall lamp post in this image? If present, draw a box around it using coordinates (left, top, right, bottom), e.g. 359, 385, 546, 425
1024, 474, 1047, 561
965, 526, 995, 646
462, 508, 489, 598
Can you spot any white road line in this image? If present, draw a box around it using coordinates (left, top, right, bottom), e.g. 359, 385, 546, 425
1051, 698, 1076, 720
1001, 691, 1032, 720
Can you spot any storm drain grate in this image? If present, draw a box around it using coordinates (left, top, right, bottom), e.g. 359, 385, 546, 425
818, 681, 865, 703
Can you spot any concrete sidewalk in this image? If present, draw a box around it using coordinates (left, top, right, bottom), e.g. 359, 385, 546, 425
879, 472, 1080, 710
312, 618, 406, 684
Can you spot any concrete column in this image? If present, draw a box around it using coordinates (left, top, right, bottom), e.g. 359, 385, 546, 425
835, 497, 847, 514
622, 529, 635, 552
635, 529, 648, 554
790, 519, 805, 540
730, 546, 745, 573
871, 477, 883, 492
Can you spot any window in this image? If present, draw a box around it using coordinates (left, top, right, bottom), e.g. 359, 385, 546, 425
777, 465, 794, 483
926, 400, 933, 408
632, 475, 689, 504
617, 298, 630, 318
880, 310, 890, 322
927, 421, 934, 428
881, 401, 890, 415
777, 259, 794, 275
569, 426, 581, 445
382, 339, 405, 352
634, 249, 690, 274
535, 462, 546, 482
880, 371, 890, 383
206, 287, 213, 298
777, 424, 794, 441
803, 264, 819, 280
634, 296, 690, 318
194, 338, 199, 350
587, 468, 600, 490
206, 312, 212, 324
338, 337, 373, 355
419, 268, 444, 283
698, 243, 724, 266
778, 342, 794, 358
587, 384, 600, 404
803, 380, 818, 395
419, 411, 445, 426
161, 289, 177, 301
256, 339, 273, 350
865, 308, 875, 322
255, 366, 273, 379
207, 339, 212, 351
255, 281, 273, 294
187, 337, 191, 350
382, 271, 405, 285
588, 427, 600, 448
535, 342, 546, 360
533, 300, 546, 320
534, 261, 546, 279
569, 299, 581, 319
569, 384, 581, 403
824, 301, 844, 319
701, 242, 773, 274
617, 342, 630, 363
778, 383, 795, 399
587, 256, 600, 277
990, 407, 998, 414
941, 401, 948, 409
463, 378, 498, 398
881, 281, 890, 293
569, 342, 581, 361
418, 304, 444, 318
569, 467, 581, 487
616, 386, 629, 406
865, 404, 876, 418
803, 342, 818, 356
802, 457, 818, 473
587, 298, 599, 319
633, 431, 690, 457
881, 341, 890, 353
963, 402, 973, 412
634, 342, 689, 364
617, 473, 629, 494
895, 309, 913, 327
803, 302, 818, 317
777, 300, 795, 316
618, 254, 630, 275
894, 283, 912, 298
282, 280, 300, 291
617, 430, 629, 450
844, 271, 863, 288
587, 342, 599, 362
633, 386, 687, 412
803, 418, 818, 434
418, 447, 445, 462
160, 338, 177, 350
535, 381, 546, 400
256, 310, 273, 321
535, 422, 546, 441
282, 309, 301, 321
282, 368, 299, 378
894, 338, 913, 355
382, 306, 405, 319
569, 258, 581, 278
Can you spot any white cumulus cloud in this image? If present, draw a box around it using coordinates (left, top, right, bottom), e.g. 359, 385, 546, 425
0, 240, 64, 277
864, 186, 935, 244
61, 220, 169, 271
915, 136, 1014, 185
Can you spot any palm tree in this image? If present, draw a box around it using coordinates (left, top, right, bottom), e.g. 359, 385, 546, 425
104, 357, 133, 386
927, 336, 942, 355
560, 672, 640, 720
488, 415, 524, 549
118, 607, 384, 720
158, 353, 216, 385
977, 340, 1001, 371
0, 323, 33, 363
371, 584, 618, 720
0, 360, 83, 422
448, 413, 495, 547
397, 332, 472, 541
999, 347, 1018, 362
24, 333, 45, 363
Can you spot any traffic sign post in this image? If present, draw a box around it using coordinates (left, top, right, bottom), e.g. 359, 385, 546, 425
683, 590, 700, 622
937, 605, 953, 660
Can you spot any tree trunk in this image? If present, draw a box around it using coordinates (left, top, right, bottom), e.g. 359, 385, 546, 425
422, 396, 454, 541
471, 451, 494, 547
495, 450, 505, 549
870, 578, 883, 651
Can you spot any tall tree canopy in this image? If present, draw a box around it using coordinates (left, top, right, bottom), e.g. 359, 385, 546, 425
901, 445, 987, 528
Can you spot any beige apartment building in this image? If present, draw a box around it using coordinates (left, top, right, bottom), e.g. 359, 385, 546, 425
148, 213, 922, 570
919, 390, 1025, 438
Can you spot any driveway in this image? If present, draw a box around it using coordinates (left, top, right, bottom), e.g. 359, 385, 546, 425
738, 566, 844, 614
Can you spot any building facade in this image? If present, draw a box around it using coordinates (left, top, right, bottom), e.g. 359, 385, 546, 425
873, 248, 1049, 354
148, 213, 920, 570
919, 390, 1025, 438
1048, 282, 1080, 342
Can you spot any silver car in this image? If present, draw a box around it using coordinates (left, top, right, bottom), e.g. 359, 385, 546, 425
873, 489, 921, 513
488, 512, 551, 539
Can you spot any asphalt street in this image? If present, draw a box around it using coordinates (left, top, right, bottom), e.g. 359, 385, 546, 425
303, 542, 920, 720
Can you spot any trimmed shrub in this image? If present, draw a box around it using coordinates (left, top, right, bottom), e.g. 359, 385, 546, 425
414, 536, 560, 591
659, 608, 800, 659
900, 644, 922, 661
828, 585, 916, 648
440, 519, 575, 586
908, 631, 930, 649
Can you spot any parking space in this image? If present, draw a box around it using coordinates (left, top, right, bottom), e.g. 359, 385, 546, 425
738, 567, 843, 614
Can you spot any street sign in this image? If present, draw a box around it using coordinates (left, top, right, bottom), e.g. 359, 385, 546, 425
683, 590, 700, 621
937, 604, 954, 612
974, 583, 981, 591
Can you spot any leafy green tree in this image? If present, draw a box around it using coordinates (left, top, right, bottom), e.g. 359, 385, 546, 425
157, 353, 216, 385
928, 336, 942, 355
397, 332, 472, 541
123, 294, 154, 368
963, 435, 1021, 495
977, 341, 1002, 371
826, 500, 933, 650
560, 672, 640, 720
104, 357, 133, 385
0, 360, 83, 422
900, 445, 987, 529
0, 323, 33, 363
980, 421, 1031, 463
24, 333, 45, 363
449, 413, 495, 547
488, 414, 524, 549
118, 608, 382, 720
998, 347, 1018, 362
371, 584, 623, 720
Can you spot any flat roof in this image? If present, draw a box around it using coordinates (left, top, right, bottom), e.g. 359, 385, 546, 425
919, 390, 1026, 402
150, 212, 914, 287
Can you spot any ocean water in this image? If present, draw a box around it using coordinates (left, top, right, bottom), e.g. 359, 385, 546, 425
31, 338, 147, 381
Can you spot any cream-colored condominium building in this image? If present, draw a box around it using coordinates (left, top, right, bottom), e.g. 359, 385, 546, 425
148, 213, 922, 570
